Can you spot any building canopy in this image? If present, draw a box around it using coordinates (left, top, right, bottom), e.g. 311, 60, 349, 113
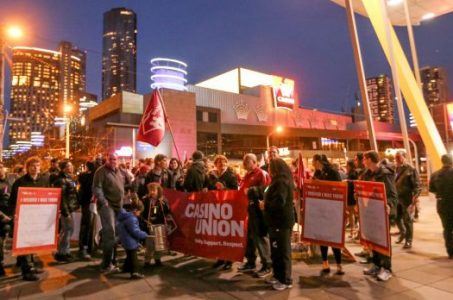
330, 0, 453, 26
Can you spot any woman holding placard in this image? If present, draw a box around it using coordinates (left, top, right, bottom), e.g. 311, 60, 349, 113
312, 154, 345, 276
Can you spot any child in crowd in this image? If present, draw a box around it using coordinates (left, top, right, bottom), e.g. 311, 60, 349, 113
141, 182, 171, 267
117, 203, 149, 279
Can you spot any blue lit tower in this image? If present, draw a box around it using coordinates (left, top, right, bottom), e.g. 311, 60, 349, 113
150, 58, 188, 91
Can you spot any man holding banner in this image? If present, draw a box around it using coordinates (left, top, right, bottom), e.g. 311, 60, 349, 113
9, 157, 49, 281
361, 151, 397, 282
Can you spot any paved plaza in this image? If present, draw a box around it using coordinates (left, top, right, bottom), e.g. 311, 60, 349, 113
1, 194, 452, 300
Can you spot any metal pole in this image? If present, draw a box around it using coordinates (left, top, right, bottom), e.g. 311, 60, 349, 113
65, 116, 70, 159
408, 138, 419, 173
155, 88, 181, 161
345, 0, 378, 152
403, 0, 422, 89
0, 37, 5, 162
380, 0, 412, 164
132, 128, 136, 167
266, 133, 270, 151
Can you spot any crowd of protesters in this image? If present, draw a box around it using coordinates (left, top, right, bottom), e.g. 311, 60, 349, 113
0, 147, 451, 291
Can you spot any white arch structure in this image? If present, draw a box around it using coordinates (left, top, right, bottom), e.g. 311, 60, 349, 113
331, 0, 453, 170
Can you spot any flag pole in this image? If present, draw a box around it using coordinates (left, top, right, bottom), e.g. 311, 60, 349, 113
155, 88, 182, 161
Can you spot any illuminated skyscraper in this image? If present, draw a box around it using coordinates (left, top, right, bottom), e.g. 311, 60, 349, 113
420, 66, 449, 108
366, 75, 394, 124
9, 43, 86, 145
102, 7, 137, 100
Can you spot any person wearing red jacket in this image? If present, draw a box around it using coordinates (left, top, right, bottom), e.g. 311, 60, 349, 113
238, 153, 272, 278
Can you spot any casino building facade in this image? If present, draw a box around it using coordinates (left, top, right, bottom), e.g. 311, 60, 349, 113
88, 67, 423, 164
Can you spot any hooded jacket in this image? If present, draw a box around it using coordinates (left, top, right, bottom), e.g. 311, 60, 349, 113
362, 166, 398, 215
183, 160, 207, 192
117, 208, 148, 250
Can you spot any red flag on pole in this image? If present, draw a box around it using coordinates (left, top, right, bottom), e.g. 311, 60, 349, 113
137, 90, 165, 146
296, 152, 305, 190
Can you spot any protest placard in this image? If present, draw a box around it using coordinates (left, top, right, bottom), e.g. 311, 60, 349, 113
301, 180, 347, 248
12, 187, 61, 256
354, 180, 391, 256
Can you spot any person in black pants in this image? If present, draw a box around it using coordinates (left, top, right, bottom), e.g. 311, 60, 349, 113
312, 154, 344, 276
346, 160, 359, 239
430, 154, 453, 258
117, 203, 149, 279
9, 157, 49, 281
77, 161, 96, 259
262, 158, 296, 291
362, 151, 398, 282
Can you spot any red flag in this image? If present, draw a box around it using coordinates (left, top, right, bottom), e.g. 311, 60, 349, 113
137, 90, 165, 146
296, 152, 305, 190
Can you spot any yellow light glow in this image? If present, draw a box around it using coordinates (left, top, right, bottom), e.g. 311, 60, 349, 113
6, 26, 23, 39
276, 126, 284, 134
63, 104, 73, 114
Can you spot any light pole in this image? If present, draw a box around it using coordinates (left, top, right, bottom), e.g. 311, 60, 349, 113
266, 126, 283, 150
63, 103, 72, 159
0, 25, 23, 160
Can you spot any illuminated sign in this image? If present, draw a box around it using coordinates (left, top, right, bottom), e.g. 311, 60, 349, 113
384, 148, 406, 157
115, 146, 133, 157
447, 103, 453, 131
278, 147, 290, 156
272, 77, 295, 110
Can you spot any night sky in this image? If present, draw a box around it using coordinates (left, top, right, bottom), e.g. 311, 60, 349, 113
1, 0, 452, 114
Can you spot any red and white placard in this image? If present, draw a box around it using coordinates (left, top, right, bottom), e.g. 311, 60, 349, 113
354, 180, 391, 256
12, 187, 61, 256
301, 180, 347, 248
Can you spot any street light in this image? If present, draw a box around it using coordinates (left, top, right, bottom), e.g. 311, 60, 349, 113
1, 24, 24, 161
266, 126, 284, 150
63, 103, 72, 159
6, 26, 23, 39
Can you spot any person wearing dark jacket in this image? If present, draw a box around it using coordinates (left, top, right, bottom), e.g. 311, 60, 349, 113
429, 154, 453, 258
77, 161, 96, 259
312, 154, 345, 276
117, 203, 149, 279
9, 157, 48, 281
92, 153, 126, 273
133, 165, 150, 199
145, 154, 172, 188
262, 158, 295, 291
207, 155, 239, 191
184, 151, 208, 192
395, 151, 421, 249
141, 182, 171, 267
346, 159, 359, 238
53, 161, 80, 262
0, 165, 11, 277
168, 158, 184, 191
208, 155, 239, 270
362, 151, 397, 282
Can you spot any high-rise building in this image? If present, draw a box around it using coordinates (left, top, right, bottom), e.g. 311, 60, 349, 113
9, 44, 86, 145
420, 66, 449, 108
366, 75, 394, 124
102, 7, 137, 100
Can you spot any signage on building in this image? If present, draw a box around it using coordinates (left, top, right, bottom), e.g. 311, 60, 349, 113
272, 77, 295, 110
